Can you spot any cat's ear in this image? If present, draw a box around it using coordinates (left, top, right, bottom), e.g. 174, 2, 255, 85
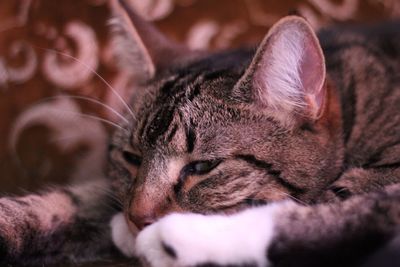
109, 0, 191, 80
234, 16, 326, 126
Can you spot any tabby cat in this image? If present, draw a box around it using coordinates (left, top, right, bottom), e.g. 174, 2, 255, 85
1, 0, 400, 266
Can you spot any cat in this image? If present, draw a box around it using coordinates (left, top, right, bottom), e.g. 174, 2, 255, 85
1, 0, 400, 266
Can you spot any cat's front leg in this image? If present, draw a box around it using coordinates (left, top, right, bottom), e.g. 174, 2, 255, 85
0, 190, 79, 263
0, 179, 120, 265
135, 202, 294, 267
136, 185, 400, 267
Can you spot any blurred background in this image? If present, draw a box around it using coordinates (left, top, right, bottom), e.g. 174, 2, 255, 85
0, 0, 399, 194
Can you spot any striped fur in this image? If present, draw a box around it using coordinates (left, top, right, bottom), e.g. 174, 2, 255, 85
108, 4, 400, 266
0, 180, 123, 265
1, 1, 400, 266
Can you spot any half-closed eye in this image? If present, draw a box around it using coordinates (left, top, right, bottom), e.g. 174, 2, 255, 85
122, 150, 142, 166
185, 159, 222, 176
174, 159, 222, 194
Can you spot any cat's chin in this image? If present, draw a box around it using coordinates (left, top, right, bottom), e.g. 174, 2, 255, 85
110, 213, 137, 257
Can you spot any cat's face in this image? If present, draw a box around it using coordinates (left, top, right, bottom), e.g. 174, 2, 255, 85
108, 0, 344, 229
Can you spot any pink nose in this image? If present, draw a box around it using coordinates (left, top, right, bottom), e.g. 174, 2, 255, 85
128, 196, 160, 230
128, 191, 183, 230
128, 212, 156, 230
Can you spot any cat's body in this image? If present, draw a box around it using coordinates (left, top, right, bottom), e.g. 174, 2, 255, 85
1, 0, 400, 266
322, 22, 400, 182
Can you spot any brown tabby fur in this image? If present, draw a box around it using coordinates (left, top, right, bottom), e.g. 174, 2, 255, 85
108, 3, 400, 232
0, 0, 400, 266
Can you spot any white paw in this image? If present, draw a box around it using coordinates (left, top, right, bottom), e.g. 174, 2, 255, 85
110, 212, 137, 257
136, 202, 291, 267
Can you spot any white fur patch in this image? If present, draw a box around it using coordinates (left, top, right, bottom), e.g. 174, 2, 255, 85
110, 213, 136, 257
255, 26, 306, 114
136, 202, 290, 267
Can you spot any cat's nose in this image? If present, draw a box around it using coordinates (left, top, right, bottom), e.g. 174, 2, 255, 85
128, 212, 156, 230
128, 189, 183, 230
128, 196, 159, 230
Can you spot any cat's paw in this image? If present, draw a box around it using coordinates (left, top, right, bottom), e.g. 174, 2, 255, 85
110, 213, 137, 257
135, 202, 293, 267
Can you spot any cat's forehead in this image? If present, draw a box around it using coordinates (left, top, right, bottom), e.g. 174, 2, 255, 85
131, 50, 253, 144
142, 48, 253, 105
133, 78, 220, 150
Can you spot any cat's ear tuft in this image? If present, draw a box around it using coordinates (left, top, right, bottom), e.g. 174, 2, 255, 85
109, 0, 191, 81
234, 16, 326, 126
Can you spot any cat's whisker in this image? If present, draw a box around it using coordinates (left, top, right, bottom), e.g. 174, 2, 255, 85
103, 192, 123, 207
69, 182, 123, 210
104, 199, 123, 210
73, 183, 123, 210
274, 190, 309, 206
95, 186, 124, 207
16, 94, 131, 138
36, 46, 137, 121
59, 110, 129, 133
40, 95, 130, 125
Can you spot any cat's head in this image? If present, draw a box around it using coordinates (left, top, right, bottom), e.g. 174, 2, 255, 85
108, 0, 344, 230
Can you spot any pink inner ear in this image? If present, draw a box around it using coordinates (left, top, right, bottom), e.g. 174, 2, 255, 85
300, 35, 326, 117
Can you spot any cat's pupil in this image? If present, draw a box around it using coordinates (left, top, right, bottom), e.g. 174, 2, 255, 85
122, 151, 142, 166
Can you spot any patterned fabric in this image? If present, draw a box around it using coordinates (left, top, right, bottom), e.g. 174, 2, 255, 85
0, 0, 399, 192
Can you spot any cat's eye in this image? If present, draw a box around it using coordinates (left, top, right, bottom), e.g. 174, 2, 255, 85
190, 160, 221, 175
122, 151, 142, 166
175, 160, 222, 194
